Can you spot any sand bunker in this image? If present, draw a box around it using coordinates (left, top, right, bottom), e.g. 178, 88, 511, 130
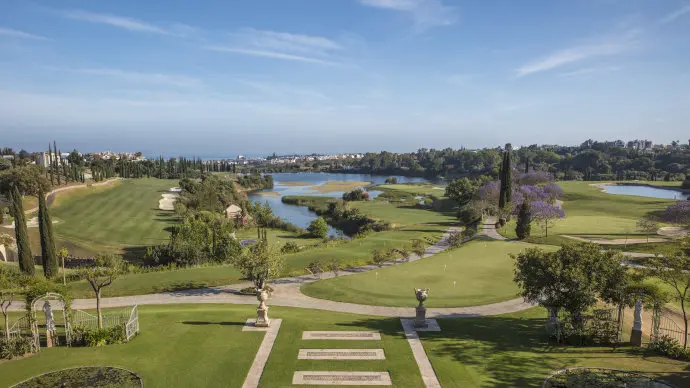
310, 181, 372, 193
255, 191, 281, 197
562, 235, 670, 245
657, 226, 690, 237
159, 188, 181, 211
3, 216, 58, 229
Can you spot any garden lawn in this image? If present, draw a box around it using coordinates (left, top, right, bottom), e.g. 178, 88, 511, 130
498, 181, 675, 246
0, 304, 423, 388
280, 224, 446, 277
376, 183, 446, 197
68, 264, 244, 298
424, 307, 690, 387
49, 179, 179, 254
302, 240, 558, 307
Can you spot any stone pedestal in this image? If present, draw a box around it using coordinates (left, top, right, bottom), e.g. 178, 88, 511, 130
45, 329, 53, 348
256, 290, 271, 327
414, 305, 428, 328
631, 299, 643, 346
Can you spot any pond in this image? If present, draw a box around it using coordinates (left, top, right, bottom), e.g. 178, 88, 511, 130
601, 184, 689, 200
248, 173, 431, 236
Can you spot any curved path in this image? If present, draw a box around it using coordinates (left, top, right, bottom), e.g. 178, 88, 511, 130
10, 217, 535, 317
6, 216, 662, 317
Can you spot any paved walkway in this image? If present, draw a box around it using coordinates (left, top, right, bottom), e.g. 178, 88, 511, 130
10, 220, 537, 317
7, 215, 661, 318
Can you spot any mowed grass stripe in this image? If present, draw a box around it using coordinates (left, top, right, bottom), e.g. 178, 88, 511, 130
52, 179, 178, 249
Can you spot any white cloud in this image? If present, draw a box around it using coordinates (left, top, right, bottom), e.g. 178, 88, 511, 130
205, 29, 349, 66
236, 28, 342, 54
54, 67, 202, 88
62, 10, 172, 35
559, 65, 621, 78
204, 46, 343, 66
658, 4, 690, 25
515, 31, 638, 77
358, 0, 457, 29
0, 27, 48, 40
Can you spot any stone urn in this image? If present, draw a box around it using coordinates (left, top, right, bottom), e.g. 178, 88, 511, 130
414, 288, 429, 328
255, 289, 271, 327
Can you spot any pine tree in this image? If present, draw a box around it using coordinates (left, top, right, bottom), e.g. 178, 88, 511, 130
10, 185, 35, 275
515, 201, 532, 240
38, 187, 58, 278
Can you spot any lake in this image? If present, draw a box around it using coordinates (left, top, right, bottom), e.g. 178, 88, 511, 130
601, 184, 689, 200
248, 173, 432, 236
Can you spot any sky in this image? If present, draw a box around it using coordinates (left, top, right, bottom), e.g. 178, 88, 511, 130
1, 0, 689, 157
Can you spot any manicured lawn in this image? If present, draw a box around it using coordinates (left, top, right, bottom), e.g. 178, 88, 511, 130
350, 200, 455, 228
0, 304, 423, 388
69, 222, 447, 298
49, 179, 180, 253
376, 183, 446, 197
498, 181, 675, 245
424, 307, 690, 387
302, 240, 558, 307
69, 264, 244, 298
280, 224, 446, 277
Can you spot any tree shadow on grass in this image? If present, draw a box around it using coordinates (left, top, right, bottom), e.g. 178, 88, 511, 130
180, 321, 245, 326
334, 315, 690, 387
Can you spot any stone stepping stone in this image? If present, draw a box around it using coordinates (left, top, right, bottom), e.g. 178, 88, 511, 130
302, 331, 381, 340
293, 371, 392, 385
298, 349, 385, 360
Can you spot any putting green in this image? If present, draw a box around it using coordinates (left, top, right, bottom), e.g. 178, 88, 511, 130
302, 240, 558, 307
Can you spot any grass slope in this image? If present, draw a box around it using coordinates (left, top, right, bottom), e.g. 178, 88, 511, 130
499, 181, 674, 245
302, 240, 558, 308
376, 183, 446, 196
0, 305, 423, 388
50, 179, 179, 253
424, 307, 690, 387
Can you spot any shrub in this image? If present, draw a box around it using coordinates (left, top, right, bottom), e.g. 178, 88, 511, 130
384, 177, 398, 184
457, 204, 482, 227
343, 188, 367, 201
72, 325, 126, 347
306, 260, 324, 279
307, 217, 329, 239
0, 337, 34, 359
682, 179, 690, 189
327, 259, 342, 276
280, 241, 301, 254
650, 335, 690, 360
239, 285, 274, 295
447, 231, 463, 248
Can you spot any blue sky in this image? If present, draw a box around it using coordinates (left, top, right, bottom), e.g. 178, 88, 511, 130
1, 0, 689, 156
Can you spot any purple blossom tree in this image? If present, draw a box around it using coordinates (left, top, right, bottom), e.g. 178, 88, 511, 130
542, 183, 564, 203
478, 181, 500, 203
518, 171, 553, 186
664, 201, 690, 224
531, 200, 565, 238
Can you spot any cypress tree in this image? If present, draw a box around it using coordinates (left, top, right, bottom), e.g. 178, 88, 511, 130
54, 142, 61, 185
48, 144, 54, 185
525, 157, 530, 173
515, 201, 532, 240
10, 185, 35, 275
504, 147, 513, 204
498, 152, 508, 209
38, 188, 58, 278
